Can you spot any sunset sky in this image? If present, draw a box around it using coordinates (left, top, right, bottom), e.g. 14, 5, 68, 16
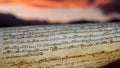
0, 0, 120, 23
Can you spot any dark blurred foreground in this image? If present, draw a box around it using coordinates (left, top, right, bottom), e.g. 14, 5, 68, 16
100, 59, 120, 68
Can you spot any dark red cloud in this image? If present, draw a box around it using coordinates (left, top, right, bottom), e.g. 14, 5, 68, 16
99, 0, 120, 14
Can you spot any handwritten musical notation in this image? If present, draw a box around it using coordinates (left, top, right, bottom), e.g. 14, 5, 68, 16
0, 23, 120, 68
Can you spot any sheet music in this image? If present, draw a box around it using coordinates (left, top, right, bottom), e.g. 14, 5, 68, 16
0, 23, 120, 68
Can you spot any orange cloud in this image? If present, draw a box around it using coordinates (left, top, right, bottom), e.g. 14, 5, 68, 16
0, 0, 111, 9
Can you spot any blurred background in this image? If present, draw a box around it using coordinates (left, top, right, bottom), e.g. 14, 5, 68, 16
0, 0, 120, 27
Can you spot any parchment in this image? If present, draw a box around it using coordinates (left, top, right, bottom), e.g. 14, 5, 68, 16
0, 24, 120, 68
